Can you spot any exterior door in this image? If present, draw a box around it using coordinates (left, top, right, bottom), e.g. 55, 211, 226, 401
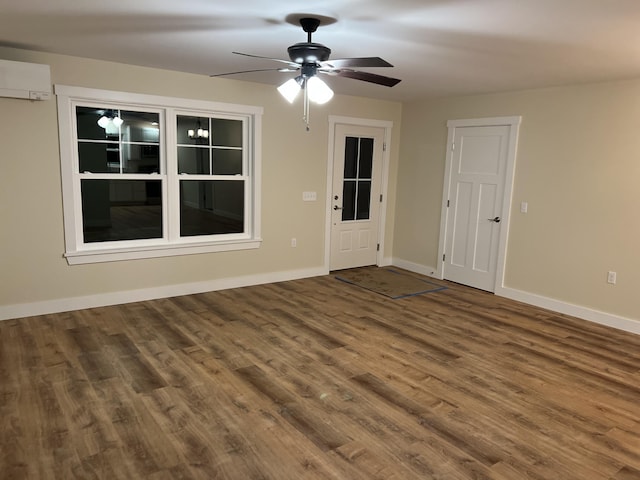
330, 124, 384, 270
443, 124, 512, 291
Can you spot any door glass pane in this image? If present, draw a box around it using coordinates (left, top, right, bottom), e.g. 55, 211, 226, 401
212, 149, 242, 175
359, 138, 374, 178
342, 180, 356, 221
356, 180, 372, 220
120, 111, 160, 143
178, 147, 210, 174
343, 137, 358, 178
78, 143, 119, 173
211, 119, 242, 147
81, 179, 162, 243
177, 115, 210, 145
180, 180, 244, 236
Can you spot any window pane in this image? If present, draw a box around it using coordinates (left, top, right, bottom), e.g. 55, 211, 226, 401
81, 179, 162, 243
180, 180, 244, 236
342, 180, 356, 221
79, 143, 160, 174
178, 147, 209, 174
120, 111, 160, 143
122, 144, 160, 173
77, 106, 123, 139
359, 138, 374, 179
78, 142, 119, 173
177, 115, 210, 145
211, 119, 242, 147
343, 136, 358, 179
76, 106, 112, 141
212, 149, 242, 175
356, 181, 372, 220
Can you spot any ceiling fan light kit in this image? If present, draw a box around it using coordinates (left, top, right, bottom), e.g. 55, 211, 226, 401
277, 77, 303, 103
212, 15, 401, 130
306, 76, 334, 104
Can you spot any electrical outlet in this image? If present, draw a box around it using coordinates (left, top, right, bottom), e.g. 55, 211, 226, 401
607, 271, 616, 285
291, 238, 297, 248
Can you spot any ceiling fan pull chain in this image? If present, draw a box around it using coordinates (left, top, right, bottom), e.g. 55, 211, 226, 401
303, 84, 310, 131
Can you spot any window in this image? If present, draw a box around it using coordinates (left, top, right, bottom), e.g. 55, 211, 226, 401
176, 115, 244, 237
56, 86, 262, 264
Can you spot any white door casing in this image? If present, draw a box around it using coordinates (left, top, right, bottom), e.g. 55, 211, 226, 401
438, 116, 521, 292
326, 117, 392, 272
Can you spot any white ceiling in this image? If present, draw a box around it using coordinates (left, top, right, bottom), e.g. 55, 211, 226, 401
1, 0, 640, 102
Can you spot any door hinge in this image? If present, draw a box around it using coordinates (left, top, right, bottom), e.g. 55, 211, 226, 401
451, 142, 455, 151
383, 142, 387, 152
447, 200, 450, 207
379, 194, 383, 202
443, 254, 446, 262
377, 244, 380, 251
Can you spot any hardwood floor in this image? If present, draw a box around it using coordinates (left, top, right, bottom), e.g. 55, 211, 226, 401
2, 269, 640, 479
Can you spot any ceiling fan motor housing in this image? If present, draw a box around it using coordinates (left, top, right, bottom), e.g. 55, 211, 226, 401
288, 42, 331, 64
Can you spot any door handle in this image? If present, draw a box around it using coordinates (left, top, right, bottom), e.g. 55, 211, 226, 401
334, 205, 342, 211
488, 216, 501, 223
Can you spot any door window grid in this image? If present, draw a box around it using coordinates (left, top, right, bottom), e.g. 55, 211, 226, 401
342, 136, 374, 221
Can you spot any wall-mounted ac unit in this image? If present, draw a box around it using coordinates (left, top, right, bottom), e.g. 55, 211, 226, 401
0, 59, 51, 101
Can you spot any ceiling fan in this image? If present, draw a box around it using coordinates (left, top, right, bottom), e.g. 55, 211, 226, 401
211, 16, 401, 129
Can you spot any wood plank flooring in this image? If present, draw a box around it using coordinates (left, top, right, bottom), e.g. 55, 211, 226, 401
2, 268, 640, 479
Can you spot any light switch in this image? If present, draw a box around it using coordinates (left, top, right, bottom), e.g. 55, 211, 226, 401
303, 191, 317, 201
520, 201, 528, 213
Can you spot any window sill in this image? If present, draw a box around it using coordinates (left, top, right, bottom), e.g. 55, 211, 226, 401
64, 238, 262, 265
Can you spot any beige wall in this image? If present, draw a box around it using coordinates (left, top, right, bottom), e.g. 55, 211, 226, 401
0, 47, 402, 313
3, 45, 638, 325
395, 80, 640, 321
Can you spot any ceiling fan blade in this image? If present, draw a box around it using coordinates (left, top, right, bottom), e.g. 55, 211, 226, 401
210, 67, 297, 78
324, 69, 401, 87
232, 51, 298, 67
321, 57, 393, 69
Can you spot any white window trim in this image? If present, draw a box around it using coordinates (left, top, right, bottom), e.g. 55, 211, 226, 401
55, 85, 263, 265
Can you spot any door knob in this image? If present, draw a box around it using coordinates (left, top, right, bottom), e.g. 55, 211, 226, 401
334, 205, 342, 210
488, 216, 501, 223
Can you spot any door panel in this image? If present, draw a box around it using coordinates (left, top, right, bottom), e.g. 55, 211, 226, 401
451, 181, 472, 267
475, 183, 498, 272
330, 125, 384, 271
460, 134, 502, 174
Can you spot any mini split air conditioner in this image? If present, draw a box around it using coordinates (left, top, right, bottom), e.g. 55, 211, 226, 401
0, 59, 52, 101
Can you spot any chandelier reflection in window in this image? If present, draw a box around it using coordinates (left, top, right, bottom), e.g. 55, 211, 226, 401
97, 109, 123, 129
188, 121, 209, 140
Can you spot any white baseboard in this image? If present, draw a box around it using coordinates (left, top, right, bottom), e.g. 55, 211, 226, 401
378, 256, 393, 267
0, 266, 328, 321
496, 285, 640, 335
392, 257, 439, 278
393, 258, 639, 336
5, 261, 638, 337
